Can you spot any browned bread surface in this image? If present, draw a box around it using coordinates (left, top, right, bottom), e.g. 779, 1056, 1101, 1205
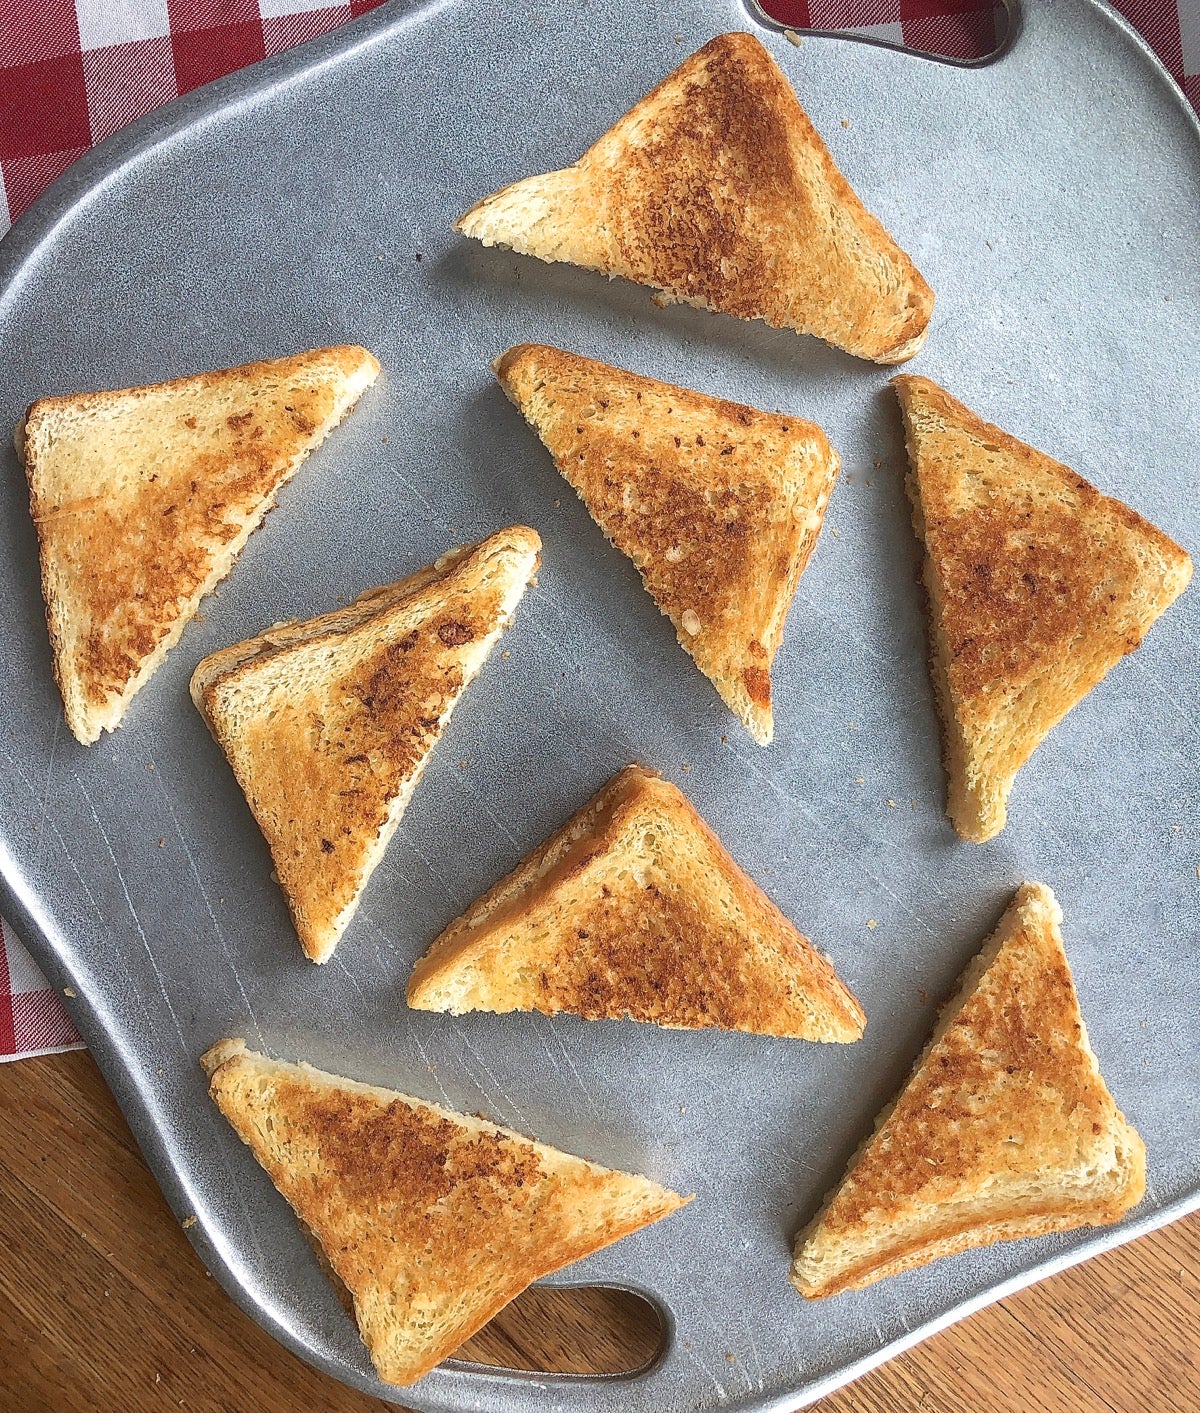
20, 346, 380, 744
201, 1040, 688, 1386
792, 883, 1146, 1297
191, 528, 540, 963
894, 374, 1192, 842
407, 764, 865, 1041
457, 33, 933, 363
494, 343, 839, 743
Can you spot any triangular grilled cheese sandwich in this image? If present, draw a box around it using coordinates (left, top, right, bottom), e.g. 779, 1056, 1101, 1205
457, 33, 933, 363
895, 374, 1192, 842
494, 343, 839, 744
407, 764, 865, 1041
202, 1039, 688, 1386
19, 346, 380, 744
191, 527, 540, 963
791, 882, 1146, 1298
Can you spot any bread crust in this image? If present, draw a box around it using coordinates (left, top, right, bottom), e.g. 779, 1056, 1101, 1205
792, 883, 1146, 1297
408, 763, 865, 1041
494, 342, 838, 743
192, 528, 540, 962
203, 1040, 688, 1385
894, 374, 1192, 842
20, 345, 380, 743
457, 33, 933, 364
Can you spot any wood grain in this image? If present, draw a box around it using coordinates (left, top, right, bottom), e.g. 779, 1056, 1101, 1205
1, 1051, 1197, 1412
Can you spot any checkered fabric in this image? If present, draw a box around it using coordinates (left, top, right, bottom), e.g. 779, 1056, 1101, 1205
0, 917, 81, 1058
0, 0, 1196, 1058
0, 1, 390, 230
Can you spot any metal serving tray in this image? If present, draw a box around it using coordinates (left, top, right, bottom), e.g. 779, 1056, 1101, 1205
0, 1, 1196, 1408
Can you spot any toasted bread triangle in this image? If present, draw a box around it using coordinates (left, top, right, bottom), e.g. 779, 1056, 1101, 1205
201, 1039, 687, 1386
895, 375, 1192, 842
191, 528, 540, 963
456, 33, 933, 363
495, 344, 838, 743
19, 346, 380, 744
408, 764, 865, 1041
792, 883, 1146, 1298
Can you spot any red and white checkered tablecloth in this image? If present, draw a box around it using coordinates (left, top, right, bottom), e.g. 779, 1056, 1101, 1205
1, 0, 1196, 1060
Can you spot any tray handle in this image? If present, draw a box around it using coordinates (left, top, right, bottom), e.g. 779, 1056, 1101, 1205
422, 1273, 702, 1413
743, 0, 1023, 69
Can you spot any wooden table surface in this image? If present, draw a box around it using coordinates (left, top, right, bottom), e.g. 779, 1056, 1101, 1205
2, 1050, 1197, 1413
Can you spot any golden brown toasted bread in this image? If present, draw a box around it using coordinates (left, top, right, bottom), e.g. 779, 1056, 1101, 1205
494, 343, 838, 743
201, 1039, 688, 1386
18, 346, 380, 744
791, 883, 1146, 1298
456, 33, 933, 363
894, 374, 1192, 842
191, 528, 540, 963
407, 764, 865, 1041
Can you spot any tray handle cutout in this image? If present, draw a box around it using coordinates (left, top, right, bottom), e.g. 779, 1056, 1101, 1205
447, 1281, 667, 1378
743, 0, 1018, 68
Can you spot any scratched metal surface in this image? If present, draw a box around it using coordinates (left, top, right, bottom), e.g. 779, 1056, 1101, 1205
0, 0, 1197, 1407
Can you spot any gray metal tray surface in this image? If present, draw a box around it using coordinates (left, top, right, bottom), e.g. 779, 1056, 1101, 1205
0, 0, 1197, 1408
